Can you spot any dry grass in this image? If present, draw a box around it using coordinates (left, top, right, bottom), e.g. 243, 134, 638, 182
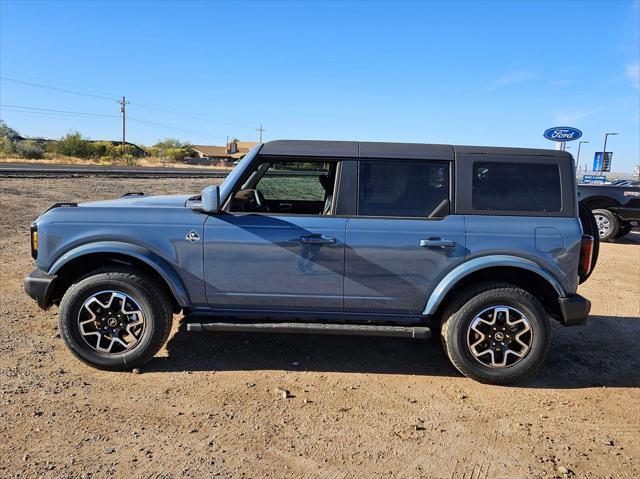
0, 153, 231, 170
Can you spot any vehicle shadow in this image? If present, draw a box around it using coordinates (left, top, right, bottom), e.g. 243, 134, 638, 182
611, 230, 640, 245
147, 314, 640, 389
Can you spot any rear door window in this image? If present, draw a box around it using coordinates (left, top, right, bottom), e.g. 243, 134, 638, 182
358, 160, 449, 217
472, 162, 561, 212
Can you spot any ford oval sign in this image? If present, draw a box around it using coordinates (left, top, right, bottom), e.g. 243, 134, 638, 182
543, 126, 582, 142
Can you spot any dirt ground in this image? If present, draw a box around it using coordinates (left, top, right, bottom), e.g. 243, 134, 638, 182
0, 177, 638, 479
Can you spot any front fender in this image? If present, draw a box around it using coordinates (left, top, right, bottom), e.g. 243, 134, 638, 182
49, 241, 191, 307
422, 255, 565, 316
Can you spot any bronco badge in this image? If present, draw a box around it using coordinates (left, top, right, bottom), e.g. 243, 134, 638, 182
185, 230, 200, 242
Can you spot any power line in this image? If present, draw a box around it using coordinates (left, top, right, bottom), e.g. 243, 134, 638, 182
127, 116, 226, 141
129, 100, 257, 132
0, 77, 119, 103
2, 75, 258, 133
1, 104, 119, 118
0, 110, 116, 122
0, 69, 121, 99
1, 104, 226, 141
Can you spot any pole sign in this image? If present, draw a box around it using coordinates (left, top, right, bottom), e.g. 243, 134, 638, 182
593, 152, 613, 172
543, 127, 583, 142
582, 175, 607, 184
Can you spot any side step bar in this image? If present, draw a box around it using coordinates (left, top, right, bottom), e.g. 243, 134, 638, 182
187, 321, 431, 339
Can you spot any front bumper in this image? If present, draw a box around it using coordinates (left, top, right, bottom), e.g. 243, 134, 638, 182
558, 294, 591, 326
24, 269, 57, 310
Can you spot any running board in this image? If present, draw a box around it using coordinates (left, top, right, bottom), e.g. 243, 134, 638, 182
187, 321, 431, 339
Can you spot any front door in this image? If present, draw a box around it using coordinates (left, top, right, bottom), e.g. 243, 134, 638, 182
203, 159, 347, 313
204, 214, 346, 312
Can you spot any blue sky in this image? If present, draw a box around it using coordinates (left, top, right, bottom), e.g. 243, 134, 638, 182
1, 0, 639, 172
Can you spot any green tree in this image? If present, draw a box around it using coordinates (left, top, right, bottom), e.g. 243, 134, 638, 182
56, 131, 92, 158
151, 138, 195, 162
0, 120, 20, 139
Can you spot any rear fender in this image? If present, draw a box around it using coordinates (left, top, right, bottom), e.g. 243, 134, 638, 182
423, 255, 565, 315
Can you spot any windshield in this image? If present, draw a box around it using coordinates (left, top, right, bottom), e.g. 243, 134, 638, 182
219, 145, 260, 203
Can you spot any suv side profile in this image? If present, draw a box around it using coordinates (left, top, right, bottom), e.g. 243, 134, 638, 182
24, 140, 597, 384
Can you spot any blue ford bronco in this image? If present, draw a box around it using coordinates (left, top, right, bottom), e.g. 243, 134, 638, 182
24, 141, 599, 384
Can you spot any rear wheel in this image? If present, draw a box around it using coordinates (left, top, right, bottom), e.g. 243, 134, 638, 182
59, 267, 173, 370
614, 222, 632, 239
592, 208, 619, 242
441, 282, 551, 385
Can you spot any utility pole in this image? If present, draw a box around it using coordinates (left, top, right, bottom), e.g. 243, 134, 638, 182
119, 96, 129, 154
257, 124, 266, 143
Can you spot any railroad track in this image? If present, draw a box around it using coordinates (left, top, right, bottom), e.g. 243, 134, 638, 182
0, 162, 229, 178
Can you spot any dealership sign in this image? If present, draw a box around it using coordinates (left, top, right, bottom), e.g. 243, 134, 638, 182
582, 175, 607, 184
593, 151, 613, 172
543, 127, 582, 142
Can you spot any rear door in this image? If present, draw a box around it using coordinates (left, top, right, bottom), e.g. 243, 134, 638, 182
344, 159, 466, 317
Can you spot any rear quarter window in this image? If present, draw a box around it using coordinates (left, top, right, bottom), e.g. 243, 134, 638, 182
473, 162, 561, 212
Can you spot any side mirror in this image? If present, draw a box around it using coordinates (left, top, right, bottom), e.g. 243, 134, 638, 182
200, 185, 220, 214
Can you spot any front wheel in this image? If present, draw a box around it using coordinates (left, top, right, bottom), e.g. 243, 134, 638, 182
441, 283, 551, 385
59, 267, 173, 370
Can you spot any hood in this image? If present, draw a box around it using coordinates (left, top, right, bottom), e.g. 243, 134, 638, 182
79, 194, 195, 208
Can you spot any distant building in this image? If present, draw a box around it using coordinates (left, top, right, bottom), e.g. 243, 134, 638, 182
191, 139, 259, 162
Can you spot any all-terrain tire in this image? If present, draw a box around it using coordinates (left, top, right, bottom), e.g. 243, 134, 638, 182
59, 266, 173, 371
440, 282, 551, 385
592, 208, 620, 242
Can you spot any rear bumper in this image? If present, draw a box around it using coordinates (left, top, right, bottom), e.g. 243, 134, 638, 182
24, 269, 57, 310
559, 294, 591, 326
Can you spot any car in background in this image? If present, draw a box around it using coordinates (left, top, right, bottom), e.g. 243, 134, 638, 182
578, 183, 640, 241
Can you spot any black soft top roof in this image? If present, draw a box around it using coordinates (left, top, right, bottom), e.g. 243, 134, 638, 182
259, 140, 573, 161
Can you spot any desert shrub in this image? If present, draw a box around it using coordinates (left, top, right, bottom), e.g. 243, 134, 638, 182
56, 131, 92, 158
152, 138, 195, 162
164, 147, 194, 162
122, 155, 135, 166
15, 140, 45, 159
99, 155, 112, 163
90, 141, 112, 158
0, 137, 17, 155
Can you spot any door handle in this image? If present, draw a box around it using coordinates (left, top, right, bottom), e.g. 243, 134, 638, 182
279, 202, 292, 211
300, 234, 336, 245
420, 238, 456, 248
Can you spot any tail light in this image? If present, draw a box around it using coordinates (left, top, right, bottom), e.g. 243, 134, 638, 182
30, 223, 38, 259
579, 235, 594, 277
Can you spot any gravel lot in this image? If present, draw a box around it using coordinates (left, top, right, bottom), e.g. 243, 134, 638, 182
1, 177, 638, 479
